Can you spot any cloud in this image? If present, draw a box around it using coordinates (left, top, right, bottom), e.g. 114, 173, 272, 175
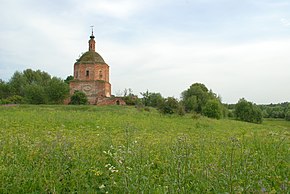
73, 0, 163, 20
101, 36, 290, 103
1, 0, 290, 104
281, 18, 290, 27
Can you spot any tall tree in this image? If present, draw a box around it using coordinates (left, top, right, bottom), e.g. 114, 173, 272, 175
140, 90, 163, 107
235, 98, 262, 124
5, 69, 69, 104
181, 83, 220, 113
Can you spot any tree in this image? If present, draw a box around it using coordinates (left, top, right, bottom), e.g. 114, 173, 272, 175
285, 111, 290, 121
158, 97, 179, 114
183, 96, 198, 112
285, 104, 290, 121
9, 71, 27, 96
46, 77, 70, 104
235, 98, 262, 124
65, 75, 74, 84
0, 79, 11, 99
7, 69, 69, 104
70, 90, 88, 105
202, 99, 223, 119
122, 88, 139, 105
140, 90, 163, 107
181, 83, 224, 119
24, 84, 47, 104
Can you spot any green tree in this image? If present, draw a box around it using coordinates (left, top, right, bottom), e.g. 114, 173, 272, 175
285, 111, 290, 121
181, 83, 224, 117
24, 84, 47, 104
9, 71, 27, 96
46, 77, 69, 104
7, 69, 69, 104
64, 75, 74, 84
122, 88, 139, 105
202, 99, 223, 119
0, 79, 11, 99
140, 90, 163, 107
158, 97, 179, 114
235, 98, 262, 124
285, 104, 290, 121
70, 90, 88, 105
183, 96, 198, 112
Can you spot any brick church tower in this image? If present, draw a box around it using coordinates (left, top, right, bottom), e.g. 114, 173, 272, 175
69, 30, 111, 104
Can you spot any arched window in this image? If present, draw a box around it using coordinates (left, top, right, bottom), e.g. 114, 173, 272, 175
86, 70, 89, 77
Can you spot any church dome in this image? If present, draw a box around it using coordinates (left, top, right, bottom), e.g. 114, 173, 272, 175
76, 51, 105, 64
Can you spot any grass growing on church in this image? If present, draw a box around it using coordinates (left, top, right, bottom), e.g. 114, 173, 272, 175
0, 105, 289, 193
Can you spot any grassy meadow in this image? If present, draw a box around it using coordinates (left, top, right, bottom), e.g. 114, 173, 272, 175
0, 105, 289, 193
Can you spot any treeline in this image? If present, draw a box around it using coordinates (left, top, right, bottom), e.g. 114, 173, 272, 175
121, 83, 265, 123
1, 69, 289, 123
0, 69, 69, 104
259, 103, 290, 120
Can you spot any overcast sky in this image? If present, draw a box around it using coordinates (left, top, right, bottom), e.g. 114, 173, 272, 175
0, 0, 290, 104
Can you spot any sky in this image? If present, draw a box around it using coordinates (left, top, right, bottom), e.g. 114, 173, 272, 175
0, 0, 290, 104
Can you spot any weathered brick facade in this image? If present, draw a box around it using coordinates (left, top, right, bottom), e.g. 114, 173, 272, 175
69, 31, 124, 105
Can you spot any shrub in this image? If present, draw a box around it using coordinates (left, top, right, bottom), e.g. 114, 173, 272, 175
158, 97, 179, 115
235, 98, 263, 124
191, 112, 201, 120
4, 95, 23, 104
285, 111, 290, 121
202, 99, 223, 119
70, 90, 88, 105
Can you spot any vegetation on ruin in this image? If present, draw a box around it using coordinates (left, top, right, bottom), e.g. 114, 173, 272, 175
0, 105, 289, 193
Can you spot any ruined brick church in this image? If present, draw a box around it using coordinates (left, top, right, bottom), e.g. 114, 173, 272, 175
69, 30, 125, 105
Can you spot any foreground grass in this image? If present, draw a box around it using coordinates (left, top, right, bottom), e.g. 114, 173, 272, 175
0, 105, 289, 193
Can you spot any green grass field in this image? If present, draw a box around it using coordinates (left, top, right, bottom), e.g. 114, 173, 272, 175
0, 105, 289, 193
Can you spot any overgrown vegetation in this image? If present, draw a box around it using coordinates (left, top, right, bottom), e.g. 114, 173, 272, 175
235, 98, 263, 124
70, 90, 88, 105
0, 105, 288, 193
1, 69, 289, 123
0, 69, 69, 104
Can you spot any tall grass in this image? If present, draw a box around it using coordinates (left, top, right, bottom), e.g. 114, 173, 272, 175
0, 105, 289, 193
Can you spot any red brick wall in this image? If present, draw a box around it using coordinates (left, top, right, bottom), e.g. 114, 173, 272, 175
70, 80, 111, 105
74, 63, 109, 82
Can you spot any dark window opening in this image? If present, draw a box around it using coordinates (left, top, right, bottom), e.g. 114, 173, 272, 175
116, 100, 120, 105
86, 70, 89, 77
99, 70, 103, 79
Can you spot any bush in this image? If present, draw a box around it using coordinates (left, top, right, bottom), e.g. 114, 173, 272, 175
191, 112, 201, 120
202, 99, 223, 119
235, 98, 263, 124
24, 84, 47, 104
70, 90, 88, 105
285, 111, 290, 121
140, 90, 163, 107
4, 95, 23, 104
123, 95, 139, 106
158, 97, 179, 115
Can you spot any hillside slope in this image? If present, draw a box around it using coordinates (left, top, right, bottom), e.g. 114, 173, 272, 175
0, 105, 289, 193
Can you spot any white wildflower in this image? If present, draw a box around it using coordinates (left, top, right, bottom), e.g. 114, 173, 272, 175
99, 184, 105, 189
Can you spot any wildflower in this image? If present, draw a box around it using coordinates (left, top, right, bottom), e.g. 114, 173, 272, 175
99, 184, 105, 189
91, 168, 102, 176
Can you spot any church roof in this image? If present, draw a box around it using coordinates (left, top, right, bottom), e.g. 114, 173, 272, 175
75, 51, 106, 64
